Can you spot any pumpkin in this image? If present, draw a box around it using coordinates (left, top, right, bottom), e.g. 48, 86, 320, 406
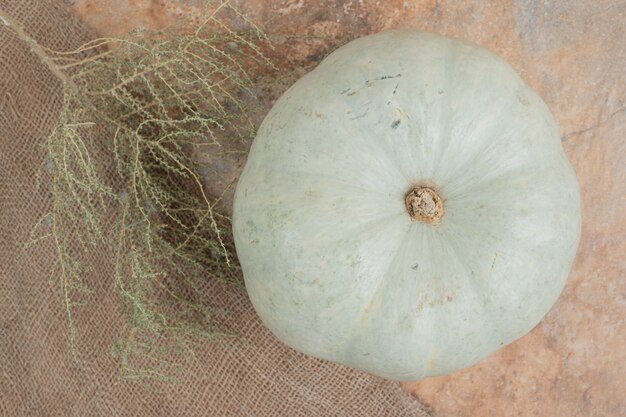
232, 30, 581, 381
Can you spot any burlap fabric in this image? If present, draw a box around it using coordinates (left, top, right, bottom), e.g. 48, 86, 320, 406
0, 1, 431, 415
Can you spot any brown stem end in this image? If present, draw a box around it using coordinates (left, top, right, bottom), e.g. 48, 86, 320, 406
405, 186, 444, 224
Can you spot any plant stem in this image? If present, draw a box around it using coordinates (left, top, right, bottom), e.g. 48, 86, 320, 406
0, 6, 81, 96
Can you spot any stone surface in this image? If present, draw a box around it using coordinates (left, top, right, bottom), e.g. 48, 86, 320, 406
72, 1, 626, 416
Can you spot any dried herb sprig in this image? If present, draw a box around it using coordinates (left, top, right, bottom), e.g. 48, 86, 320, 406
18, 1, 271, 379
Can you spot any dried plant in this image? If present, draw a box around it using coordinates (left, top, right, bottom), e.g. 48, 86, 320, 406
11, 1, 271, 379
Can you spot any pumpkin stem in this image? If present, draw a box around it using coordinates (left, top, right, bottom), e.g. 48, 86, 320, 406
405, 186, 444, 224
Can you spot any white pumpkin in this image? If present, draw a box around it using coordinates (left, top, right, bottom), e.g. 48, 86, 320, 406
232, 30, 581, 381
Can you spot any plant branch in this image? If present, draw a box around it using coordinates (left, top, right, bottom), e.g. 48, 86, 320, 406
0, 6, 81, 96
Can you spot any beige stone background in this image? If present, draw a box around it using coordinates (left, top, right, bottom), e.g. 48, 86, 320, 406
71, 0, 625, 416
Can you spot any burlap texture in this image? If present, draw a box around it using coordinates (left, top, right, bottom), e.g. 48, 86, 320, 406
0, 1, 431, 415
